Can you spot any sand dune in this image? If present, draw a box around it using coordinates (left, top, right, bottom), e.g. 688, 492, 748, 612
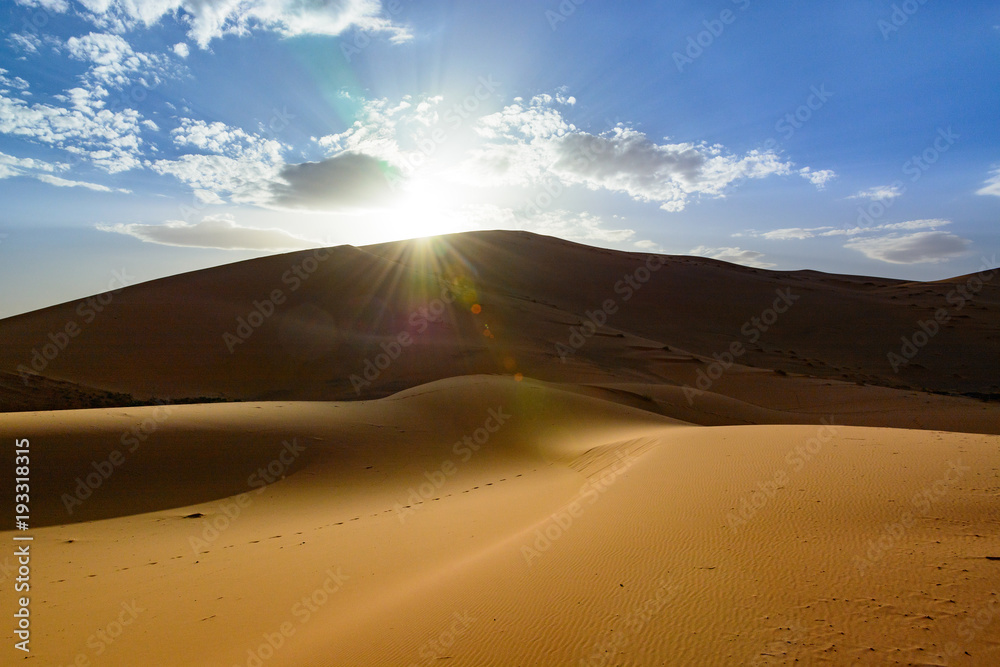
2, 232, 999, 665
1, 232, 997, 424
2, 376, 999, 665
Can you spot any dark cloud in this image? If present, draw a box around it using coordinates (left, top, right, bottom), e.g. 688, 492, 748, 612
844, 231, 971, 264
271, 153, 401, 210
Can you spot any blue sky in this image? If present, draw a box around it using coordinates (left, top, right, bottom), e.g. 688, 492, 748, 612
1, 0, 998, 318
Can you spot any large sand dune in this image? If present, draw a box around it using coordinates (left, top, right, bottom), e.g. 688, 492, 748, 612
2, 232, 999, 665
1, 232, 997, 423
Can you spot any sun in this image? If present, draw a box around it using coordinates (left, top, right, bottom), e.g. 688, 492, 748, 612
375, 174, 477, 241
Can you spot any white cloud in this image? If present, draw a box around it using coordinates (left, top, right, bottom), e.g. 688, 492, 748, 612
849, 184, 903, 201
7, 32, 44, 55
761, 227, 832, 240
976, 167, 1000, 197
34, 173, 130, 192
172, 42, 190, 58
750, 218, 952, 241
150, 118, 287, 204
171, 118, 282, 161
0, 34, 170, 175
0, 92, 145, 172
689, 245, 776, 269
554, 89, 577, 106
150, 153, 282, 205
14, 0, 69, 11
154, 114, 413, 210
317, 95, 444, 173
97, 215, 320, 250
60, 86, 108, 113
0, 150, 58, 178
69, 0, 411, 49
193, 188, 225, 204
827, 218, 951, 237
462, 96, 809, 212
66, 32, 176, 90
798, 167, 836, 188
844, 231, 971, 264
0, 69, 31, 92
0, 150, 128, 191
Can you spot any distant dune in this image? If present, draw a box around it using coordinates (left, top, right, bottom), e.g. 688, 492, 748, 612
1, 232, 999, 665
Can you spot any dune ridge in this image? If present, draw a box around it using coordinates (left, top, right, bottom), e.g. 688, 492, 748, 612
1, 231, 997, 422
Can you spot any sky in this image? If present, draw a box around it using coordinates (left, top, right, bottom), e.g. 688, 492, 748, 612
1, 0, 998, 318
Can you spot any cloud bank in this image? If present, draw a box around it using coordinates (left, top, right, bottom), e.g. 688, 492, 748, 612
97, 215, 319, 250
843, 231, 971, 264
743, 219, 970, 264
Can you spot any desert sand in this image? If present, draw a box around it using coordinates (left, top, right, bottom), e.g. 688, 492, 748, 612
2, 231, 999, 665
